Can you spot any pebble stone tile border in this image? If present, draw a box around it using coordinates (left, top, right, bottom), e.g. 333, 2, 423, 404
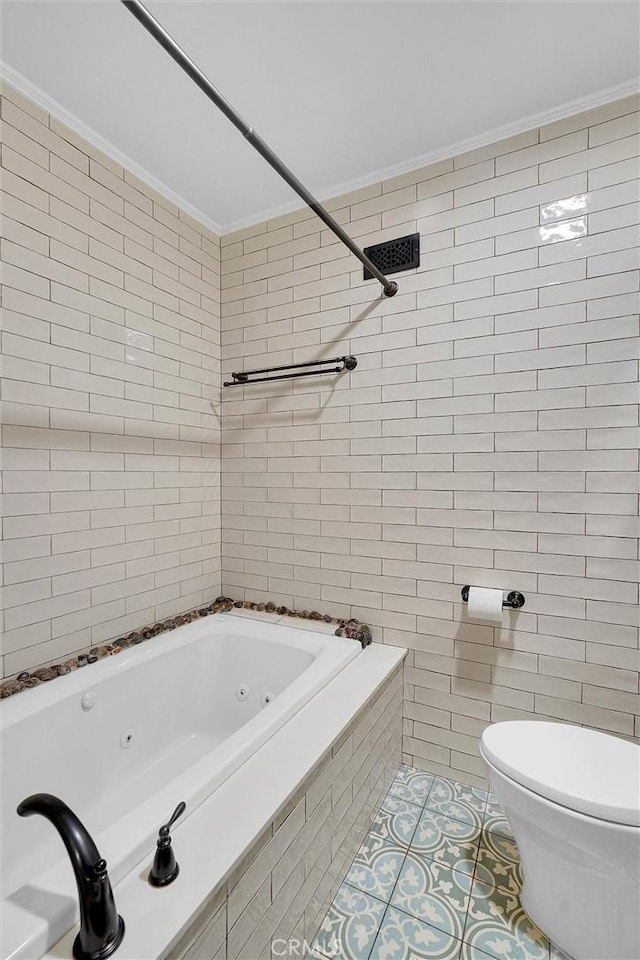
0, 598, 373, 700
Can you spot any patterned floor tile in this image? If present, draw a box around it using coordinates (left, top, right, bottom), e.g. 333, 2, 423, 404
310, 773, 548, 960
425, 779, 487, 829
411, 808, 481, 878
474, 830, 523, 897
389, 766, 435, 807
458, 944, 499, 960
309, 883, 386, 959
483, 797, 515, 843
463, 878, 549, 960
370, 906, 463, 960
390, 849, 473, 942
370, 795, 421, 847
346, 833, 407, 901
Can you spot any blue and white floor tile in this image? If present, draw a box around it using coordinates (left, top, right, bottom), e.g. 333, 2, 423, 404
474, 830, 523, 897
310, 766, 574, 960
346, 834, 406, 901
310, 883, 386, 959
370, 795, 421, 847
389, 767, 435, 807
425, 778, 488, 830
459, 945, 495, 960
391, 850, 472, 941
463, 877, 549, 960
412, 809, 481, 877
371, 906, 462, 960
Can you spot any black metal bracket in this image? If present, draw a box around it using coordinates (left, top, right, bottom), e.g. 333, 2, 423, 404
223, 355, 357, 388
461, 586, 525, 610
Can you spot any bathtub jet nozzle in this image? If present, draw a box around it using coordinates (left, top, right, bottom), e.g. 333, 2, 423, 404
17, 793, 125, 960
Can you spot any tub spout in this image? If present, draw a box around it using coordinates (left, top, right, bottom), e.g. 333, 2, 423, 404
17, 793, 125, 960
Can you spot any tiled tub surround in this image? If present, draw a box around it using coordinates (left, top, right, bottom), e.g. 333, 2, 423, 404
0, 595, 373, 699
35, 645, 404, 960
310, 765, 570, 960
0, 80, 221, 680
220, 94, 640, 783
167, 663, 403, 960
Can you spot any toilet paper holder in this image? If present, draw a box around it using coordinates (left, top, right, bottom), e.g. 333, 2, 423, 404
461, 585, 525, 610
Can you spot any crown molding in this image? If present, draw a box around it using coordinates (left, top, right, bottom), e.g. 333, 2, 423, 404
1, 61, 223, 237
221, 77, 640, 235
2, 61, 637, 237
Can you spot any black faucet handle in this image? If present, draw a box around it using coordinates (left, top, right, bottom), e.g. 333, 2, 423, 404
149, 801, 186, 887
159, 801, 186, 839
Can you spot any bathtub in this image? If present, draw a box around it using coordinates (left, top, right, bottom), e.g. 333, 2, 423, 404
0, 612, 361, 960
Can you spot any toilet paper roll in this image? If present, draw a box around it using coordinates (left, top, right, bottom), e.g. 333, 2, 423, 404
467, 586, 503, 622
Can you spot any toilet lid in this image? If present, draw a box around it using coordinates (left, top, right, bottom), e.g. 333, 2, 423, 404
481, 721, 640, 826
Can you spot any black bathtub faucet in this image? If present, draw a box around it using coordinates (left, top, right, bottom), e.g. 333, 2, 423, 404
16, 793, 124, 960
149, 800, 186, 886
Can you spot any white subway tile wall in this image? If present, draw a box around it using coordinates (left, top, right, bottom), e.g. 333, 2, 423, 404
0, 82, 222, 678
220, 95, 640, 784
1, 83, 639, 783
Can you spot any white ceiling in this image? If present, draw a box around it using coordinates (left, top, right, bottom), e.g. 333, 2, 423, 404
2, 1, 639, 233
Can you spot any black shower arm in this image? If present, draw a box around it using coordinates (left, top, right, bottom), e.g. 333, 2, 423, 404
120, 0, 398, 298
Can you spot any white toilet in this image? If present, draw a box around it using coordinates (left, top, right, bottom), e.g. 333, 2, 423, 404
480, 721, 640, 960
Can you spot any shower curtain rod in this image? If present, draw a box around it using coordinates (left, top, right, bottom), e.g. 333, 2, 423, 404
120, 0, 398, 298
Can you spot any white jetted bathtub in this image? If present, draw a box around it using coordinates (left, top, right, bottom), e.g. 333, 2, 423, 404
0, 612, 361, 960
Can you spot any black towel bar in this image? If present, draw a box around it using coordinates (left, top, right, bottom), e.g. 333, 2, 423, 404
223, 355, 357, 388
